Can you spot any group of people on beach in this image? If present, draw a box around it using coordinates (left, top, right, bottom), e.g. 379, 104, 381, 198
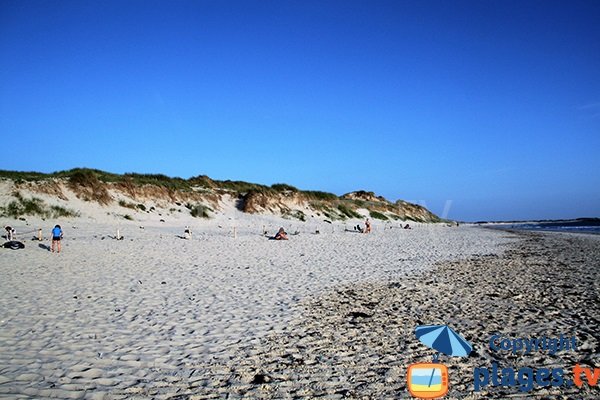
3, 224, 63, 253
275, 218, 374, 240
5, 217, 400, 251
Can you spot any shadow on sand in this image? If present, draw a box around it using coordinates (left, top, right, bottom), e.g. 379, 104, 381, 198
38, 243, 51, 251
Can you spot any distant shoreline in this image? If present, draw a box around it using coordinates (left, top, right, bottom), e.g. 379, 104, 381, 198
481, 220, 600, 236
472, 217, 600, 225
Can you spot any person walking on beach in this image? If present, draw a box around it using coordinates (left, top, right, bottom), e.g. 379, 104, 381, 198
51, 224, 63, 253
364, 218, 372, 234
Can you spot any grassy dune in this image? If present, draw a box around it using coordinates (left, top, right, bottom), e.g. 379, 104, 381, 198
0, 168, 444, 223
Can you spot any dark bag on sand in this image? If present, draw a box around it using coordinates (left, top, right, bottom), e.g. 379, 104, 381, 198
3, 241, 25, 250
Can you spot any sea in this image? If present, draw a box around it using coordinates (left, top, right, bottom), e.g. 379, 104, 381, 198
486, 218, 600, 235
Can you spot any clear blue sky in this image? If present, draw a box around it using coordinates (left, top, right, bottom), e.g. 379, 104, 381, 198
1, 0, 599, 221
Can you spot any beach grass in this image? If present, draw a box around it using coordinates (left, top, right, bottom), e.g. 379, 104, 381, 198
0, 192, 79, 219
187, 203, 212, 218
0, 168, 442, 222
369, 210, 389, 220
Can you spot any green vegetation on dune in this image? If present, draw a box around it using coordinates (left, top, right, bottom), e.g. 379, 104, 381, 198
56, 168, 122, 183
303, 190, 338, 201
215, 180, 271, 194
0, 168, 339, 202
271, 183, 299, 192
0, 170, 50, 182
0, 168, 443, 222
68, 170, 112, 204
0, 192, 79, 219
187, 175, 215, 188
186, 203, 212, 218
369, 210, 389, 220
123, 173, 191, 191
282, 209, 306, 221
338, 204, 362, 219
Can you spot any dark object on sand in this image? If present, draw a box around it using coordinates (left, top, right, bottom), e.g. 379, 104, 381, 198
347, 311, 372, 319
3, 240, 25, 250
251, 373, 271, 384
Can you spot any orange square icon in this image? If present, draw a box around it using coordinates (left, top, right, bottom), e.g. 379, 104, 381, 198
407, 362, 449, 399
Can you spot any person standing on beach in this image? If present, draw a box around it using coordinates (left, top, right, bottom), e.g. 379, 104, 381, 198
364, 218, 372, 233
51, 224, 63, 253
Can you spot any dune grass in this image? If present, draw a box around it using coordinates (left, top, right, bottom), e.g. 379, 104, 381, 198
338, 203, 362, 219
271, 183, 299, 192
369, 210, 389, 220
0, 192, 79, 219
0, 168, 443, 222
282, 209, 306, 221
187, 203, 212, 218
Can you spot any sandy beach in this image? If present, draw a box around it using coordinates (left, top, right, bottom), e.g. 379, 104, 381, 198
3, 0, 599, 397
1, 219, 598, 399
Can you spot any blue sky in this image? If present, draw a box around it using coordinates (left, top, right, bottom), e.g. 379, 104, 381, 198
1, 0, 599, 221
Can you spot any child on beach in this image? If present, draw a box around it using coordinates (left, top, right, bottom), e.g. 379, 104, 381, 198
364, 218, 372, 233
51, 225, 63, 253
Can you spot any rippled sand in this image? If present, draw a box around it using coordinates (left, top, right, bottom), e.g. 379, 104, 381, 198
1, 222, 558, 399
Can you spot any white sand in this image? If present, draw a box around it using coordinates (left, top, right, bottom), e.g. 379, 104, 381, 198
0, 214, 514, 398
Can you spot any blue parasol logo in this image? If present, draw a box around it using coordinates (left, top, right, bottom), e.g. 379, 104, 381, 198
415, 324, 473, 359
407, 324, 473, 399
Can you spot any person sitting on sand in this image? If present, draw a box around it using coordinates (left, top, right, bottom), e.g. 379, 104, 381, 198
51, 224, 63, 253
404, 223, 412, 230
274, 227, 289, 240
364, 218, 372, 234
